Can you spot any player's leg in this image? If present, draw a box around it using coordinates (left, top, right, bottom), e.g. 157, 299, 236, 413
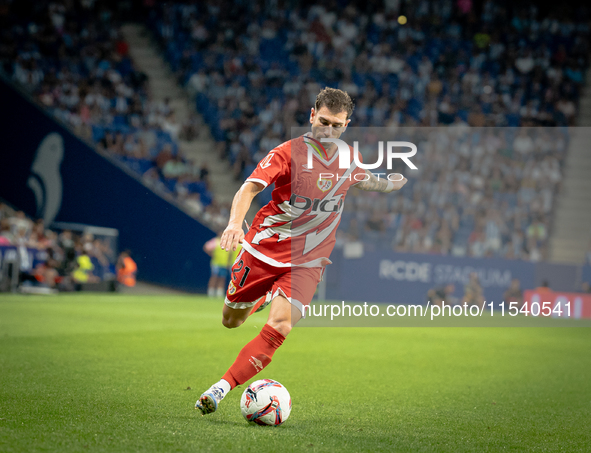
216, 270, 319, 389
220, 291, 271, 327
196, 267, 321, 415
265, 291, 301, 337
200, 293, 292, 413
196, 251, 276, 414
220, 250, 274, 327
196, 304, 262, 415
221, 304, 251, 328
249, 291, 272, 316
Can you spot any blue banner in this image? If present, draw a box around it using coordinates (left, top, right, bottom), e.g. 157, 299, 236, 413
326, 250, 537, 305
0, 78, 215, 292
0, 245, 18, 267
0, 245, 46, 272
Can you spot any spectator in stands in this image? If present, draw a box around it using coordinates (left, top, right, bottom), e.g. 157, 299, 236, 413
181, 114, 200, 141
484, 209, 505, 253
72, 250, 99, 288
8, 211, 31, 236
580, 282, 591, 294
464, 272, 484, 308
0, 220, 13, 245
58, 230, 75, 261
142, 167, 167, 192
162, 155, 188, 180
527, 217, 548, 247
468, 225, 486, 258
203, 203, 230, 231
199, 163, 210, 187
503, 279, 524, 308
535, 279, 552, 293
162, 112, 181, 141
427, 284, 456, 307
365, 210, 386, 235
31, 259, 60, 290
116, 250, 137, 288
184, 193, 204, 217
526, 238, 543, 262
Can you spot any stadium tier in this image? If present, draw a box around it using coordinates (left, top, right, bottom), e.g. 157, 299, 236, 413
0, 0, 589, 273
337, 127, 567, 261
0, 0, 216, 223
149, 1, 588, 261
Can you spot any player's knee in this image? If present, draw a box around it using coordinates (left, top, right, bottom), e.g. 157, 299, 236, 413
222, 316, 244, 329
267, 319, 292, 337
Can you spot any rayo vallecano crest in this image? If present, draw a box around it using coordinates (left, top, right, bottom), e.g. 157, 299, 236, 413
317, 176, 332, 192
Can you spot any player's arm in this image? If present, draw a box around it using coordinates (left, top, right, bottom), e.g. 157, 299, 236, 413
355, 170, 407, 193
220, 181, 264, 252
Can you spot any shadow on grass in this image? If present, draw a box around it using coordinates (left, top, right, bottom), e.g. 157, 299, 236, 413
193, 416, 307, 431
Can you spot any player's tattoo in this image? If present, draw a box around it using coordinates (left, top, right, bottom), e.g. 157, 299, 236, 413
355, 171, 390, 193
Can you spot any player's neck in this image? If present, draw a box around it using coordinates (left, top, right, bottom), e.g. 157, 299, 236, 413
325, 144, 338, 159
306, 132, 338, 159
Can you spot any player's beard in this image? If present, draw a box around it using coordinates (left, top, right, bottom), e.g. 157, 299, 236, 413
310, 127, 341, 154
311, 127, 341, 140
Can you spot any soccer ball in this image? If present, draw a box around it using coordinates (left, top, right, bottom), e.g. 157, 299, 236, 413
240, 379, 292, 426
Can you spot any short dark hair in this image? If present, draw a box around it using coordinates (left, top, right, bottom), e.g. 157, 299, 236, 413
315, 87, 354, 119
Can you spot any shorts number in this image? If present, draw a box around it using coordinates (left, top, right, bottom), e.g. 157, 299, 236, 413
232, 260, 251, 287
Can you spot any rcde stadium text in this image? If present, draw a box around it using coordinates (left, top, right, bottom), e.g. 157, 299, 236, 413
378, 259, 512, 286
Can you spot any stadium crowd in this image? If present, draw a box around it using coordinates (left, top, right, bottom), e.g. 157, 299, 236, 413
0, 0, 226, 227
0, 201, 118, 291
336, 127, 566, 260
1, 0, 589, 261
150, 0, 588, 261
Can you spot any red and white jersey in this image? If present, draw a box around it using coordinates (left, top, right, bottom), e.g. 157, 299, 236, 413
243, 134, 366, 268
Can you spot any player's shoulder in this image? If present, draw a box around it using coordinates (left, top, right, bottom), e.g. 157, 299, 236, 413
271, 136, 306, 156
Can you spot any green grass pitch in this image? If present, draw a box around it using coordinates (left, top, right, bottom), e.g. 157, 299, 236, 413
0, 294, 590, 452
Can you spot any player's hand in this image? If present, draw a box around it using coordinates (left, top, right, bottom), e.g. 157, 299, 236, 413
220, 223, 244, 252
386, 174, 407, 192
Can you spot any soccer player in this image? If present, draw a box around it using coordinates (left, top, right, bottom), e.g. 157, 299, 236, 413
196, 88, 407, 414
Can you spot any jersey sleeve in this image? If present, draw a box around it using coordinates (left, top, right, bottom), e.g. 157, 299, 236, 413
246, 141, 290, 188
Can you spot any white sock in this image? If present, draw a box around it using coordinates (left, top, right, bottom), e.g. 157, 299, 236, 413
215, 379, 231, 396
216, 287, 224, 297
207, 287, 214, 297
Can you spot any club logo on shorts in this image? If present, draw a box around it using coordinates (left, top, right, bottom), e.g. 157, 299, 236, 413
317, 177, 332, 192
228, 281, 236, 295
